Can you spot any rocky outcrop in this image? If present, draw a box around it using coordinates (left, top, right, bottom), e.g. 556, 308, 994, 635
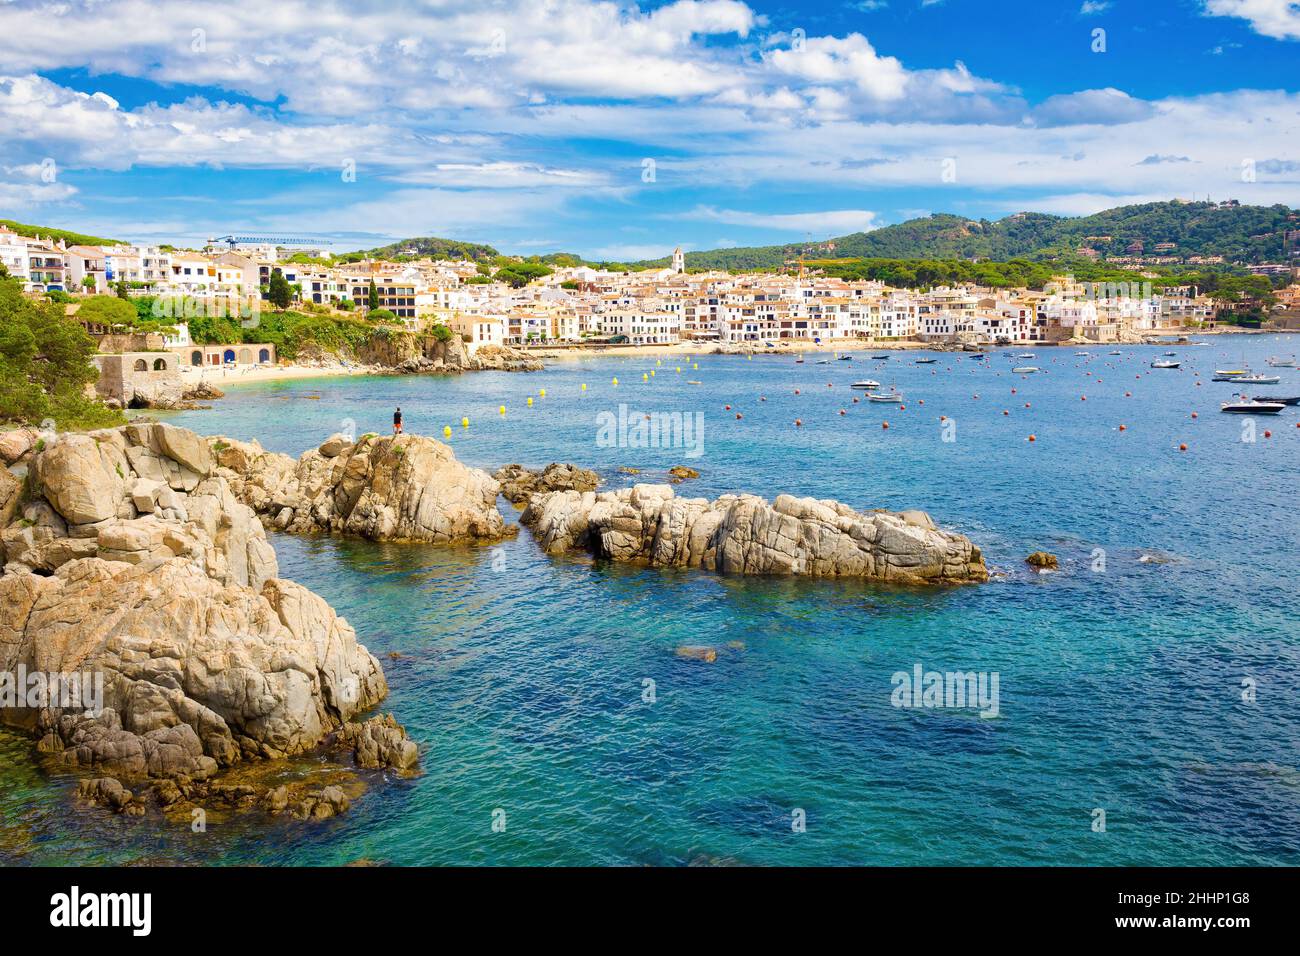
1025, 551, 1059, 570
211, 432, 508, 542
335, 713, 420, 772
493, 462, 600, 505
0, 423, 403, 798
356, 331, 540, 374
0, 428, 36, 465
522, 484, 987, 585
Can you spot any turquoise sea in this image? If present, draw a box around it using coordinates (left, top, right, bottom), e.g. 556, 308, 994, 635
4, 333, 1299, 865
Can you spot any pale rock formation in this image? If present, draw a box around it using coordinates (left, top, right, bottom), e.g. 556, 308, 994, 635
522, 484, 987, 585
0, 423, 396, 789
211, 432, 508, 542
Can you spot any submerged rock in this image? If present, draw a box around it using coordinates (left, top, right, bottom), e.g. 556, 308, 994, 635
522, 484, 987, 585
1025, 551, 1059, 570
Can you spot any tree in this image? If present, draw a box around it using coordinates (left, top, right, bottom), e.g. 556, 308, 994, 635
115, 280, 130, 299
81, 275, 98, 292
267, 268, 293, 310
367, 277, 379, 311
75, 295, 137, 329
0, 276, 123, 429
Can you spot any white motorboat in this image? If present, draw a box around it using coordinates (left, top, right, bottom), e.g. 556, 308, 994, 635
915, 357, 937, 364
1109, 350, 1123, 355
1221, 400, 1284, 415
1015, 352, 1036, 359
868, 390, 903, 403
1011, 366, 1040, 373
870, 354, 890, 360
1266, 356, 1296, 368
850, 380, 881, 389
1236, 373, 1280, 385
1150, 360, 1180, 369
1074, 351, 1090, 356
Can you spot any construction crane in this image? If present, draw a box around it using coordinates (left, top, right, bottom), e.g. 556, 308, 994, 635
207, 235, 328, 250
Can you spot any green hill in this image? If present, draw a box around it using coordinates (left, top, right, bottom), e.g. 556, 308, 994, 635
343, 236, 499, 262
640, 201, 1299, 270
0, 218, 120, 247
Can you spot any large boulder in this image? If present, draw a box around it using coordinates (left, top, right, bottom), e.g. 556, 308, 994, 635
0, 557, 386, 777
0, 423, 395, 787
213, 432, 508, 543
522, 484, 987, 585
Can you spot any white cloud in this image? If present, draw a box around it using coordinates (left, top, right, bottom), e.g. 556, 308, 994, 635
1079, 1, 1112, 14
1203, 0, 1300, 40
684, 205, 879, 233
1032, 88, 1157, 126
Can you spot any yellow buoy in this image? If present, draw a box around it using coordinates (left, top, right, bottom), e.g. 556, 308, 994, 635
443, 425, 452, 438
581, 383, 587, 392
642, 373, 648, 381
656, 359, 661, 366
461, 417, 469, 428
539, 388, 546, 397
650, 370, 655, 377
692, 363, 699, 370
612, 377, 619, 385
527, 396, 533, 406
675, 367, 681, 373
499, 405, 506, 415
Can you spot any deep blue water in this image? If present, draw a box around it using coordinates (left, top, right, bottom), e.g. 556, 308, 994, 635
4, 334, 1300, 865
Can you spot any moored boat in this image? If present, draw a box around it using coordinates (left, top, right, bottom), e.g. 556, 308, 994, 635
1221, 400, 1284, 415
1251, 395, 1300, 405
915, 357, 937, 364
1150, 360, 1180, 369
1266, 356, 1296, 367
1011, 366, 1039, 373
868, 390, 903, 403
850, 380, 881, 389
1236, 374, 1280, 385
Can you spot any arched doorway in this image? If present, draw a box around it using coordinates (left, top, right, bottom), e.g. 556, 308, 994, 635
153, 358, 167, 371
238, 348, 252, 364
191, 350, 203, 366
258, 348, 270, 363
222, 348, 235, 363
133, 358, 147, 371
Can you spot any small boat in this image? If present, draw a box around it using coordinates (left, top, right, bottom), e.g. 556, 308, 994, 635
915, 357, 937, 364
1109, 350, 1122, 355
1221, 400, 1284, 415
816, 359, 831, 365
1214, 368, 1247, 378
795, 357, 804, 364
850, 380, 881, 390
1252, 395, 1300, 405
970, 353, 986, 360
871, 354, 890, 360
1074, 351, 1090, 356
1150, 360, 1180, 369
1236, 374, 1280, 385
1011, 366, 1040, 374
1266, 356, 1296, 367
1163, 351, 1178, 357
838, 354, 853, 361
868, 390, 903, 403
1015, 352, 1036, 359
686, 380, 703, 385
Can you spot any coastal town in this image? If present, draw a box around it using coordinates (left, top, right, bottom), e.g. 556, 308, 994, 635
4, 225, 1299, 391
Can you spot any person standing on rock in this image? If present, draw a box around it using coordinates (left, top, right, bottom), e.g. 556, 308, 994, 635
393, 407, 403, 435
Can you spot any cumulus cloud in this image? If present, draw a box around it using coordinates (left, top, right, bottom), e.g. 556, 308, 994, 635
1203, 0, 1300, 41
683, 205, 879, 232
1031, 88, 1157, 126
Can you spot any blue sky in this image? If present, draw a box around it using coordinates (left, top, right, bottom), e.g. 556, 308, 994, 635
0, 0, 1297, 259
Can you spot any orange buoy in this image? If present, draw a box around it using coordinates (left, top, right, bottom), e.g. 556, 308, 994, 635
1081, 396, 1087, 401
736, 413, 742, 420
1024, 403, 1031, 408
1179, 443, 1188, 451
918, 399, 924, 405
882, 422, 889, 429
839, 409, 846, 416
1011, 388, 1017, 394
794, 389, 800, 395
1028, 434, 1036, 442
1264, 430, 1272, 438
1191, 412, 1198, 419
1119, 424, 1127, 431
1125, 391, 1131, 397
794, 419, 802, 427
940, 415, 947, 421
724, 404, 731, 411
827, 383, 833, 388
1003, 410, 1009, 415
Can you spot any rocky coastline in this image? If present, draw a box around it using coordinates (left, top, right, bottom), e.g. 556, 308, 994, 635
0, 422, 419, 821
0, 425, 988, 823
